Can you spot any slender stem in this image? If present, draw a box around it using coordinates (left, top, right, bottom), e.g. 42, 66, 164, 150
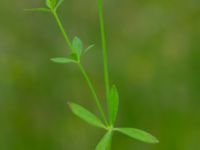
78, 63, 108, 125
97, 1, 111, 149
51, 10, 108, 125
52, 10, 74, 51
97, 0, 110, 103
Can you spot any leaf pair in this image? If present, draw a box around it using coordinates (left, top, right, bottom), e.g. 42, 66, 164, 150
68, 102, 159, 150
25, 0, 64, 13
68, 85, 119, 129
51, 37, 94, 64
50, 37, 83, 64
68, 102, 112, 150
71, 37, 94, 62
96, 128, 159, 150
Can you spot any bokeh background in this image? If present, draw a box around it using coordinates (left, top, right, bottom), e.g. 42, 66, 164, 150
0, 0, 200, 149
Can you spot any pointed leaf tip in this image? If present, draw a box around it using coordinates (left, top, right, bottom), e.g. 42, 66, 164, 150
68, 102, 105, 128
84, 44, 95, 54
115, 128, 159, 144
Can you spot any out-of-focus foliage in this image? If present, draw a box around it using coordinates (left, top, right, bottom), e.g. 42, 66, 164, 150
0, 0, 199, 150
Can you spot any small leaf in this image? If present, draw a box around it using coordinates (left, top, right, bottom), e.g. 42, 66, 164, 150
108, 85, 119, 124
24, 8, 50, 12
50, 57, 76, 63
68, 102, 105, 128
84, 44, 95, 54
72, 37, 83, 58
115, 128, 159, 144
55, 0, 64, 10
96, 130, 113, 150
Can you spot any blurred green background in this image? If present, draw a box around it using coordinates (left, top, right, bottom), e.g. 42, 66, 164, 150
0, 0, 200, 149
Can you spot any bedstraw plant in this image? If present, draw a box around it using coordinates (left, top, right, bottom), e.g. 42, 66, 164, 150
26, 0, 159, 149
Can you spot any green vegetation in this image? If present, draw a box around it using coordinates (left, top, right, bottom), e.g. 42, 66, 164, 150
26, 0, 159, 149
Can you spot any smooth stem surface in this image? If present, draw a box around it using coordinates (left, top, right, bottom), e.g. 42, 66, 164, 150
97, 1, 112, 149
51, 10, 108, 125
78, 63, 108, 125
97, 0, 110, 105
52, 11, 73, 51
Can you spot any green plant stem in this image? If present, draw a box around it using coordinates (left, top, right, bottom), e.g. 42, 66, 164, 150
52, 10, 73, 51
51, 10, 108, 125
97, 1, 111, 149
97, 0, 110, 107
78, 63, 108, 125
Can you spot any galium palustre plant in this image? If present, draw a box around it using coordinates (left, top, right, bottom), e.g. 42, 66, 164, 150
26, 0, 159, 149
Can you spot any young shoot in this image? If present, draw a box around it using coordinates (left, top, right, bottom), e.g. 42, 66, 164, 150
26, 0, 159, 149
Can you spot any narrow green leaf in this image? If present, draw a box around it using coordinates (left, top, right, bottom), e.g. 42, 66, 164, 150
108, 85, 119, 124
24, 8, 50, 12
55, 0, 64, 10
115, 128, 159, 144
68, 102, 105, 128
50, 57, 76, 63
72, 37, 83, 57
84, 44, 95, 54
96, 130, 113, 150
